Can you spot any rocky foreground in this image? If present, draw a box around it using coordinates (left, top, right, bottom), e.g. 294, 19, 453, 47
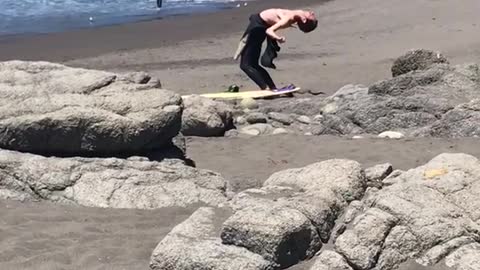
1, 50, 480, 269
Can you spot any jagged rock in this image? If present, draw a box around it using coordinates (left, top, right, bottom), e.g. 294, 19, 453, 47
365, 163, 393, 184
221, 204, 321, 268
150, 207, 273, 270
246, 112, 268, 124
413, 99, 480, 137
0, 61, 182, 155
391, 49, 449, 77
332, 153, 480, 270
309, 250, 353, 270
0, 149, 229, 209
267, 112, 293, 125
319, 56, 480, 137
181, 95, 233, 136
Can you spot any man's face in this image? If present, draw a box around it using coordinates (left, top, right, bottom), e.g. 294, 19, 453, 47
305, 11, 316, 21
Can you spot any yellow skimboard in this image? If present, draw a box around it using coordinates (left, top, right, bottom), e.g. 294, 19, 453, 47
182, 87, 301, 100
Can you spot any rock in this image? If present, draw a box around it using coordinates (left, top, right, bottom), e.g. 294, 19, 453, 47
224, 129, 240, 137
391, 49, 449, 77
272, 128, 288, 135
352, 135, 364, 139
246, 112, 268, 124
228, 159, 367, 245
335, 208, 398, 270
119, 71, 153, 85
365, 163, 393, 184
264, 159, 366, 202
332, 153, 480, 270
414, 99, 480, 137
267, 112, 293, 125
309, 250, 353, 270
236, 116, 247, 125
317, 59, 480, 137
0, 149, 229, 209
181, 95, 233, 136
0, 61, 182, 155
445, 243, 480, 270
239, 124, 274, 136
240, 98, 259, 109
378, 131, 405, 139
150, 207, 273, 270
297, 115, 312, 124
305, 132, 313, 136
221, 204, 321, 268
313, 114, 324, 122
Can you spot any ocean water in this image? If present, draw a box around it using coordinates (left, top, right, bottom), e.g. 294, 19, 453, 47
0, 0, 239, 35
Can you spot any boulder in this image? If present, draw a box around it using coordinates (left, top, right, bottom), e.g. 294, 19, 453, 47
181, 95, 233, 136
0, 61, 181, 155
221, 204, 321, 268
150, 207, 273, 270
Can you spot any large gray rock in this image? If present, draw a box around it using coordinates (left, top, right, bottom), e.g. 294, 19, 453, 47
0, 149, 228, 209
221, 204, 321, 268
150, 207, 273, 270
331, 153, 480, 270
181, 95, 233, 136
224, 159, 366, 267
391, 49, 449, 77
0, 61, 182, 155
319, 59, 480, 137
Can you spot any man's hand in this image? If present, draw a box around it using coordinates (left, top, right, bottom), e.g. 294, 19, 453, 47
278, 36, 286, 43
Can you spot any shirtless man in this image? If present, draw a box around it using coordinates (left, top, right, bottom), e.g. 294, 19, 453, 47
235, 9, 317, 90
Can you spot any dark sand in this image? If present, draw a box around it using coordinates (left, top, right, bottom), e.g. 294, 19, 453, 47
1, 0, 480, 269
0, 200, 194, 270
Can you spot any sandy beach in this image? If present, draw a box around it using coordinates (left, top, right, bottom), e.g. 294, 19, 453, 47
2, 0, 480, 269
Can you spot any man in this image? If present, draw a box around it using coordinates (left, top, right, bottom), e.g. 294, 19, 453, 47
234, 9, 318, 90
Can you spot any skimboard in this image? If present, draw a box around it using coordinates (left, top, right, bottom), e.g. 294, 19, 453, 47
183, 86, 301, 100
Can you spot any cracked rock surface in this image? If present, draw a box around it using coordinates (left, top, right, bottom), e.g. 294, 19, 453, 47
0, 149, 229, 209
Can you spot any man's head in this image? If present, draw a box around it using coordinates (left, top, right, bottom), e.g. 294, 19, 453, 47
297, 11, 317, 33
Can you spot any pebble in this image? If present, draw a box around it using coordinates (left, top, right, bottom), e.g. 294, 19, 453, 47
236, 116, 246, 125
297, 115, 312, 124
268, 112, 293, 125
246, 113, 268, 124
273, 128, 289, 135
240, 98, 258, 110
378, 131, 405, 139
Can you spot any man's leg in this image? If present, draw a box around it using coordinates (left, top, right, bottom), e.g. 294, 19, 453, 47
240, 31, 277, 90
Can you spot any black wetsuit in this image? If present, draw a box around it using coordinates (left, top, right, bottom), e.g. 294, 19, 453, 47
240, 14, 280, 90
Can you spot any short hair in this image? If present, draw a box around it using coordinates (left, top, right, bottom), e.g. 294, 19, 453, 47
298, 19, 318, 33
